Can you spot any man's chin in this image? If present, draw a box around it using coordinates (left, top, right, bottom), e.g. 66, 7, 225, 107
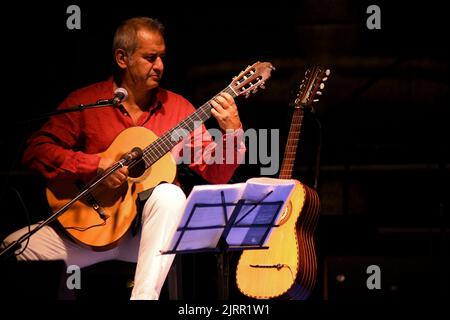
146, 81, 160, 90
148, 79, 160, 86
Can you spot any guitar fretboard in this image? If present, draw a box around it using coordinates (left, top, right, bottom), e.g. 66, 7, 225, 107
141, 86, 237, 167
279, 107, 305, 179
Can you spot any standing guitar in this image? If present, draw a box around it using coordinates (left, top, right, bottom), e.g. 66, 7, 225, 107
46, 62, 274, 250
236, 66, 330, 299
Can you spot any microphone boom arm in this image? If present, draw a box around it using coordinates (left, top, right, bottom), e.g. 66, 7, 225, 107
20, 88, 128, 124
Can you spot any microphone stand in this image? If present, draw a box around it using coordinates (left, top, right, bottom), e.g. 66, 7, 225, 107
0, 150, 142, 261
19, 99, 117, 124
1, 93, 131, 260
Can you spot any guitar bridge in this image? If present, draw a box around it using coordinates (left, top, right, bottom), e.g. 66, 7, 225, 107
250, 263, 295, 280
250, 264, 286, 270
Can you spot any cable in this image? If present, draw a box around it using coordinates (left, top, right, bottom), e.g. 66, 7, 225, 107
64, 221, 106, 231
8, 187, 32, 257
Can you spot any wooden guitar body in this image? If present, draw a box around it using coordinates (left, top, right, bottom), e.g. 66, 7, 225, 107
236, 179, 320, 299
235, 66, 330, 299
46, 127, 176, 249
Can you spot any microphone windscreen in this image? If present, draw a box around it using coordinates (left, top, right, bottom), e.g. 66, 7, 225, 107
114, 87, 128, 102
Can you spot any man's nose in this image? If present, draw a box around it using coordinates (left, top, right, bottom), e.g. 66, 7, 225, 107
154, 56, 164, 69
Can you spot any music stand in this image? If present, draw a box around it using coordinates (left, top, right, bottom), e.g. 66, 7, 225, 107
161, 178, 295, 299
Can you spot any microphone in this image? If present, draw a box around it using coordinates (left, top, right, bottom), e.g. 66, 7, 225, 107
112, 88, 128, 106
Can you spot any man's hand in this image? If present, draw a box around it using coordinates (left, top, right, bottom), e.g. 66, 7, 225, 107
210, 92, 241, 131
98, 157, 129, 189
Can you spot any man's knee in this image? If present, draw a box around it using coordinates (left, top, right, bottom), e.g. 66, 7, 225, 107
140, 183, 186, 225
151, 183, 186, 205
1, 229, 25, 248
1, 228, 31, 260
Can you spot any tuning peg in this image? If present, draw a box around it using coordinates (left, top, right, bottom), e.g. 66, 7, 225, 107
325, 69, 331, 76
316, 91, 322, 95
260, 84, 266, 90
245, 92, 251, 98
313, 99, 319, 103
322, 77, 329, 82
320, 83, 325, 89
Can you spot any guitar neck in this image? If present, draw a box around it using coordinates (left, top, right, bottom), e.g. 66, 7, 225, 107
279, 107, 305, 179
141, 86, 237, 167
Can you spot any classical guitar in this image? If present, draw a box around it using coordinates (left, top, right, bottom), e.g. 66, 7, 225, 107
236, 66, 330, 299
46, 62, 274, 250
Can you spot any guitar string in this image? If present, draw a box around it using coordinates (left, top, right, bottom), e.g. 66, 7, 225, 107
138, 86, 236, 167
137, 64, 268, 163
123, 86, 238, 173
279, 110, 304, 178
279, 68, 324, 178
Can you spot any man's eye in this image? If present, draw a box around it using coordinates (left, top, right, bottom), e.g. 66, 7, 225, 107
146, 54, 165, 62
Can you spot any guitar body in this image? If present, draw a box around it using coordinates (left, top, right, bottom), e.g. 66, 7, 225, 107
236, 179, 320, 299
235, 66, 329, 299
46, 127, 177, 249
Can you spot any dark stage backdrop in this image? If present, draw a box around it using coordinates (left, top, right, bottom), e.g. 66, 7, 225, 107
0, 0, 448, 300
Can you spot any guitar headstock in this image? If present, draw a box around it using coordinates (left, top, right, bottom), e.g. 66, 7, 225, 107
229, 61, 275, 98
294, 66, 331, 109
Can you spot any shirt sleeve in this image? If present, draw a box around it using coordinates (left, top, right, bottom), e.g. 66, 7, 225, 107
22, 94, 101, 181
171, 123, 246, 184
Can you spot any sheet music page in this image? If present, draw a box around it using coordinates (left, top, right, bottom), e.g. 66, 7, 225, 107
162, 183, 245, 252
226, 178, 296, 246
162, 178, 296, 253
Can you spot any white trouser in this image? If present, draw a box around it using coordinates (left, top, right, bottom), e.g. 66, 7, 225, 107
2, 183, 186, 300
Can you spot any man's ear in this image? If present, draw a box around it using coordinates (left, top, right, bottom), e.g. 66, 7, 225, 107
115, 49, 128, 69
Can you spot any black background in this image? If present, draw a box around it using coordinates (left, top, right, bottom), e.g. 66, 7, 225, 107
0, 0, 448, 301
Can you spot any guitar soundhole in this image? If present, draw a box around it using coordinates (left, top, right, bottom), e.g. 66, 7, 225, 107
128, 159, 146, 178
278, 201, 292, 225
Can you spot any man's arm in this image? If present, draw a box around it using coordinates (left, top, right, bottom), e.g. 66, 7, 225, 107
172, 92, 246, 184
186, 126, 246, 184
22, 97, 101, 181
22, 94, 100, 180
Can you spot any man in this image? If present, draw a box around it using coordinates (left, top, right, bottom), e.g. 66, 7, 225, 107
2, 17, 245, 299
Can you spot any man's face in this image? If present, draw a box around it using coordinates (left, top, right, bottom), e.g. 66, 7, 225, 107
126, 29, 165, 90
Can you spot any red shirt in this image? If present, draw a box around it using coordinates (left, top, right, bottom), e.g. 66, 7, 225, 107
22, 78, 246, 184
